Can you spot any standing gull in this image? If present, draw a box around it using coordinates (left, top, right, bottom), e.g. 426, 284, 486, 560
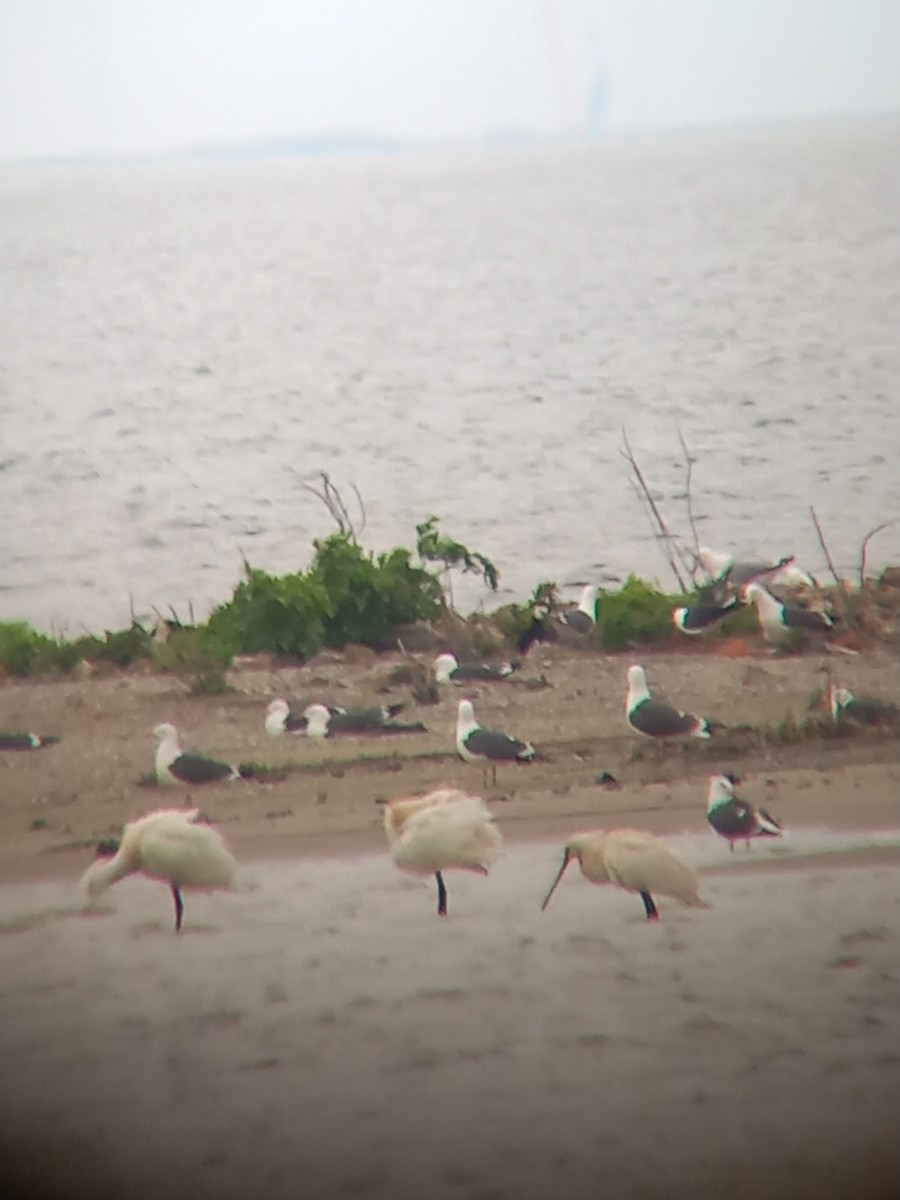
743, 582, 833, 645
81, 808, 237, 931
154, 722, 243, 786
434, 653, 518, 684
557, 584, 598, 634
383, 787, 502, 915
541, 827, 708, 922
625, 665, 715, 739
456, 698, 535, 782
706, 773, 782, 851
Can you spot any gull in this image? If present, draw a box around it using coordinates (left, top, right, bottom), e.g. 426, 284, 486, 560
706, 773, 782, 851
625, 665, 715, 739
154, 722, 243, 786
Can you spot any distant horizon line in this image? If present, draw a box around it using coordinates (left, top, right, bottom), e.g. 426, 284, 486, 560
2, 108, 897, 170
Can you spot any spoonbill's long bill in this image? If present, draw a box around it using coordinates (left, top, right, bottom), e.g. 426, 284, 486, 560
542, 827, 708, 922
81, 808, 238, 931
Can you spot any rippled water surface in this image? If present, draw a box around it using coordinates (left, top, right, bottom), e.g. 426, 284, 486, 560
2, 119, 898, 631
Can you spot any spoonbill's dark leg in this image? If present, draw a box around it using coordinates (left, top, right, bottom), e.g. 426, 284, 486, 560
171, 883, 184, 931
435, 871, 447, 916
640, 890, 659, 921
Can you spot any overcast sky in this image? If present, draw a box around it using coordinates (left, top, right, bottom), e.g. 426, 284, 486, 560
1, 1, 898, 160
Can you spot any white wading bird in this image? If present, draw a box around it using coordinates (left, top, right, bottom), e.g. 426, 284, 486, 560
383, 787, 502, 915
542, 828, 708, 922
706, 773, 782, 851
154, 722, 243, 786
456, 698, 535, 784
81, 808, 238, 931
625, 664, 716, 739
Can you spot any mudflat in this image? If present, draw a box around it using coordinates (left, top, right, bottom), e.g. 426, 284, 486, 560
1, 643, 898, 1199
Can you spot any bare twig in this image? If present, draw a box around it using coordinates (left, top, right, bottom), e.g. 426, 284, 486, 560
302, 471, 364, 541
620, 429, 688, 592
676, 422, 701, 570
858, 519, 896, 587
809, 506, 852, 624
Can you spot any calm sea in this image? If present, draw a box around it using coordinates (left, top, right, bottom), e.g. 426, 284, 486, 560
1, 119, 898, 634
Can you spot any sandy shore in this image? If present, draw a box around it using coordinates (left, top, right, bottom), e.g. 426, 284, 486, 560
1, 643, 899, 1197
1, 835, 899, 1200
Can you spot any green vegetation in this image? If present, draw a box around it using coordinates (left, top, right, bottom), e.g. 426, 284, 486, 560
3, 522, 893, 681
0, 620, 153, 678
415, 516, 499, 602
208, 534, 442, 659
593, 576, 683, 651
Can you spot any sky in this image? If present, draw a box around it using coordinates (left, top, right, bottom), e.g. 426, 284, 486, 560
0, 1, 898, 160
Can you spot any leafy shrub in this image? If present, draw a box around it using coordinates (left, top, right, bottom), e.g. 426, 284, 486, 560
208, 534, 442, 659
152, 626, 233, 694
311, 535, 441, 648
208, 565, 330, 659
594, 576, 682, 651
0, 622, 59, 676
416, 516, 499, 595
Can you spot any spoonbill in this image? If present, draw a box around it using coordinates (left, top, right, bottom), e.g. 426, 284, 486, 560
706, 773, 782, 851
434, 653, 518, 684
743, 583, 833, 645
154, 722, 243, 786
383, 786, 502, 915
541, 827, 708, 922
625, 664, 715, 739
81, 808, 238, 931
456, 698, 535, 783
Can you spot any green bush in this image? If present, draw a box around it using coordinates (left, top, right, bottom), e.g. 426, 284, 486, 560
208, 534, 442, 659
0, 622, 59, 676
208, 565, 330, 659
152, 626, 233, 694
311, 535, 442, 647
594, 576, 682, 651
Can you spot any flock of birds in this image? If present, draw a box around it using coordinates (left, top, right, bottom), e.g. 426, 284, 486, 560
76, 768, 778, 932
4, 544, 897, 933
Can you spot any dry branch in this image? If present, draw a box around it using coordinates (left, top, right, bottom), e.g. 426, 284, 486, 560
809, 506, 852, 625
858, 519, 896, 587
302, 471, 366, 542
620, 429, 689, 592
676, 422, 701, 568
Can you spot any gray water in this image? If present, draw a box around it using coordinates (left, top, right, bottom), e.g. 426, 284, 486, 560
2, 118, 898, 634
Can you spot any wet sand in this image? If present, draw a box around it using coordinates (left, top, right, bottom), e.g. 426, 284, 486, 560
1, 645, 899, 1197
1, 833, 899, 1200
